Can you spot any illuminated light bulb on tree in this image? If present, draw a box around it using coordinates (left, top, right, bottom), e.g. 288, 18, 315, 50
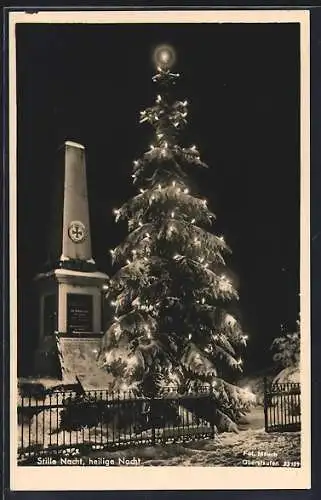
219, 235, 225, 242
191, 145, 197, 151
183, 100, 188, 106
201, 297, 205, 304
140, 188, 145, 194
113, 208, 120, 216
150, 144, 155, 150
188, 333, 192, 340
172, 181, 176, 187
133, 160, 139, 167
126, 259, 131, 265
110, 300, 117, 307
184, 188, 189, 194
156, 94, 162, 103
164, 141, 168, 148
109, 249, 115, 255
191, 218, 196, 224
145, 232, 150, 238
171, 211, 175, 218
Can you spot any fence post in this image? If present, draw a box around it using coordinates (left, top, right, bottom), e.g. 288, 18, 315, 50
150, 395, 156, 446
210, 385, 216, 438
263, 376, 269, 432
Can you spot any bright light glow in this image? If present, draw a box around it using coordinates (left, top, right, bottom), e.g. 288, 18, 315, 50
191, 218, 196, 224
110, 300, 117, 307
156, 94, 162, 103
150, 144, 155, 150
145, 232, 150, 238
126, 259, 131, 265
188, 333, 192, 340
113, 208, 120, 215
153, 44, 176, 69
183, 100, 188, 106
138, 222, 143, 227
164, 141, 168, 148
191, 145, 196, 151
184, 188, 189, 194
102, 284, 109, 291
140, 188, 145, 194
201, 297, 205, 304
171, 211, 175, 218
219, 236, 225, 242
172, 181, 176, 187
134, 160, 139, 166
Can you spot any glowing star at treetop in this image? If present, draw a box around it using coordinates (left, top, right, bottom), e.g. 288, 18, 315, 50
154, 44, 176, 69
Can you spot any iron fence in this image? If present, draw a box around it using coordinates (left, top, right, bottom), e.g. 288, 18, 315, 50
263, 378, 301, 432
17, 386, 216, 461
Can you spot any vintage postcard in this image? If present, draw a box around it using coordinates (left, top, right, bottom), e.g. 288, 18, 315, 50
8, 8, 310, 491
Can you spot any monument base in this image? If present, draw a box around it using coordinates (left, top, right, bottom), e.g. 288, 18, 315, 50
34, 333, 113, 390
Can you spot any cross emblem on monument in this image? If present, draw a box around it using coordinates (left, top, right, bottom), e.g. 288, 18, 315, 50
68, 221, 86, 243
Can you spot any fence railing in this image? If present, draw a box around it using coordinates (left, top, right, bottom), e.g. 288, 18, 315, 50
263, 379, 301, 432
17, 386, 217, 461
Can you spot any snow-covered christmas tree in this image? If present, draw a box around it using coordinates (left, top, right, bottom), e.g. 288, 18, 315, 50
99, 46, 255, 429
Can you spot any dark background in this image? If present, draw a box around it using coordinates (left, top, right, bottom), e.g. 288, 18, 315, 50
16, 22, 300, 376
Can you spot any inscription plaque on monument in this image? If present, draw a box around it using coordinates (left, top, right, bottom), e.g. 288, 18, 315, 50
67, 293, 93, 334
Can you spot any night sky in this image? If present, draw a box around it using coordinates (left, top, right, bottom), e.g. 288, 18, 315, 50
16, 22, 300, 375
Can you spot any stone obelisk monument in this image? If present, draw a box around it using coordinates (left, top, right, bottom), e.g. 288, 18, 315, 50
34, 141, 110, 388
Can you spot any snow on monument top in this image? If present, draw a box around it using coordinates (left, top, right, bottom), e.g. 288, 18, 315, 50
65, 140, 85, 150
